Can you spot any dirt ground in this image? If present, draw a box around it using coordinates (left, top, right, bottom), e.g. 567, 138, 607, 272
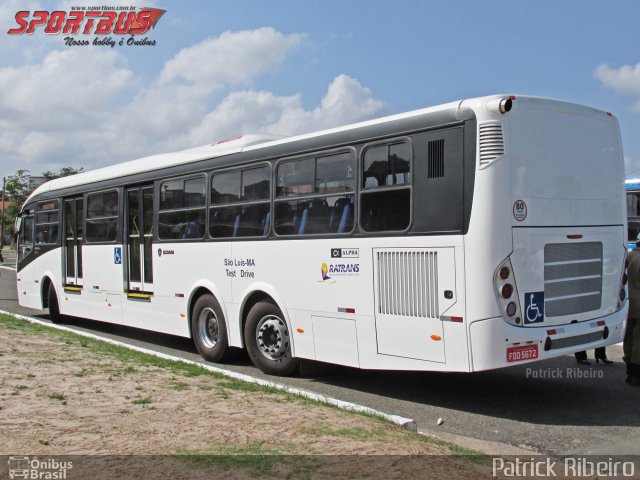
0, 315, 493, 479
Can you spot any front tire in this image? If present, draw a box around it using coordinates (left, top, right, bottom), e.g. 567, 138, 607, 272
47, 283, 63, 324
191, 294, 230, 363
244, 300, 299, 376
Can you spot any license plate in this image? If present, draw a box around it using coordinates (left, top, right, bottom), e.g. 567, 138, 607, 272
506, 344, 538, 363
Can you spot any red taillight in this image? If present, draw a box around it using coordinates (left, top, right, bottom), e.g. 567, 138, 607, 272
567, 234, 583, 239
499, 267, 510, 280
547, 329, 557, 335
501, 284, 513, 298
597, 320, 606, 327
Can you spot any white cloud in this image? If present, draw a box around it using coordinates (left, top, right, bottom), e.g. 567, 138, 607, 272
595, 63, 640, 111
185, 74, 384, 147
158, 28, 304, 89
0, 48, 136, 169
0, 49, 135, 130
0, 27, 383, 175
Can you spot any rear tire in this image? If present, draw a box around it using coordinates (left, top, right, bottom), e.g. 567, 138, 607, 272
47, 283, 63, 324
191, 294, 230, 363
244, 300, 299, 376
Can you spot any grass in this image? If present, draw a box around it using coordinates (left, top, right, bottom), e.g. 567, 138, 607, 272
0, 312, 484, 458
175, 443, 321, 478
48, 392, 67, 405
301, 425, 388, 441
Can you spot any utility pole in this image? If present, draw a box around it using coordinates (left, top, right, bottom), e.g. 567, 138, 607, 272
1, 176, 5, 249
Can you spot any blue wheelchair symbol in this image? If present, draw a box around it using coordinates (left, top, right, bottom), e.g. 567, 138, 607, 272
114, 247, 122, 265
524, 291, 544, 324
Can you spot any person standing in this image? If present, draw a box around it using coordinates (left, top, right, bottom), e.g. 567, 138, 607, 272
625, 239, 640, 386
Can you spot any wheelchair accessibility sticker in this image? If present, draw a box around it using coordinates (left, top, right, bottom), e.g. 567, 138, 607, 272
524, 291, 544, 324
114, 247, 122, 265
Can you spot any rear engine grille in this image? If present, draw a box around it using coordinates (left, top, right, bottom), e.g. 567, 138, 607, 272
544, 242, 603, 317
376, 250, 439, 318
548, 331, 604, 350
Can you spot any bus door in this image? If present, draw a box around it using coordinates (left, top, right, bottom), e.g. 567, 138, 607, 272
373, 248, 456, 363
126, 186, 154, 293
64, 198, 84, 287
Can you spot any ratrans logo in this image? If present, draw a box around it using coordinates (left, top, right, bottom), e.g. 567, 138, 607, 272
7, 6, 166, 47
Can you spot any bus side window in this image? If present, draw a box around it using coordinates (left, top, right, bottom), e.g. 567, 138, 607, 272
360, 142, 411, 232
158, 175, 207, 240
86, 191, 119, 243
275, 151, 355, 236
210, 166, 271, 239
35, 200, 60, 245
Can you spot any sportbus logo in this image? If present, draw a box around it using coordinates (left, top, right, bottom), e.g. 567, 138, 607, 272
6, 6, 166, 47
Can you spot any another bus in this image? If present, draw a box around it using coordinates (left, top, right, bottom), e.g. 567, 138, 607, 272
16, 95, 628, 375
626, 178, 640, 249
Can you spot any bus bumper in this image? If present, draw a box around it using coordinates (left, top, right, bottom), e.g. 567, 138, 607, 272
468, 303, 627, 372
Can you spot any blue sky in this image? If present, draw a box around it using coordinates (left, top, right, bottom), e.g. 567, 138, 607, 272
2, 0, 640, 178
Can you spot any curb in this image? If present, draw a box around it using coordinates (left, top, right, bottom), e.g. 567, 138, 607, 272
0, 308, 418, 432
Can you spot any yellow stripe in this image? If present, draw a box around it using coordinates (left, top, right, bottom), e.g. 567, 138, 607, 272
63, 286, 82, 292
127, 292, 153, 300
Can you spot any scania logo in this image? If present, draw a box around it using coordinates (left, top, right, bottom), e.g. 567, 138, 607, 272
157, 248, 162, 257
158, 248, 175, 257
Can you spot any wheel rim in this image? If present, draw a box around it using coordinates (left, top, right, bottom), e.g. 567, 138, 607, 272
255, 314, 289, 361
198, 307, 219, 349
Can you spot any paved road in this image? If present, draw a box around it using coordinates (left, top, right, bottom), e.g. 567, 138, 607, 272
1, 266, 638, 456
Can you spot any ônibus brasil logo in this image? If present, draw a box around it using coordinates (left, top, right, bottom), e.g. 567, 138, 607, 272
7, 7, 166, 47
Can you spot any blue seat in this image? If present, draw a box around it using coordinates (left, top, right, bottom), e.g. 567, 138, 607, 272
232, 215, 240, 237
262, 211, 271, 236
297, 208, 308, 235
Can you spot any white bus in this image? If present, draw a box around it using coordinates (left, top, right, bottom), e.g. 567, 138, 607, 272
16, 95, 628, 375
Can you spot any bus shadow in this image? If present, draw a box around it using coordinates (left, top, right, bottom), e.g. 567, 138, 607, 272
38, 314, 255, 366
311, 351, 640, 428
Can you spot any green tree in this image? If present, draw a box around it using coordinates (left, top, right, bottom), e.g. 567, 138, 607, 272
2, 167, 83, 243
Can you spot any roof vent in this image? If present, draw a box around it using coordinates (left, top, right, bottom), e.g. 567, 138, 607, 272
478, 122, 504, 168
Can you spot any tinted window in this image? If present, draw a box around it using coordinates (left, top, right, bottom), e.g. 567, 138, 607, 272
275, 151, 355, 235
86, 191, 119, 243
276, 158, 314, 197
35, 200, 60, 244
159, 175, 207, 240
363, 143, 411, 188
360, 141, 411, 232
210, 166, 271, 238
160, 177, 206, 210
316, 152, 355, 193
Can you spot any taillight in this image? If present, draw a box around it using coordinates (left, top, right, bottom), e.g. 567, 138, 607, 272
495, 257, 523, 326
501, 284, 514, 299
